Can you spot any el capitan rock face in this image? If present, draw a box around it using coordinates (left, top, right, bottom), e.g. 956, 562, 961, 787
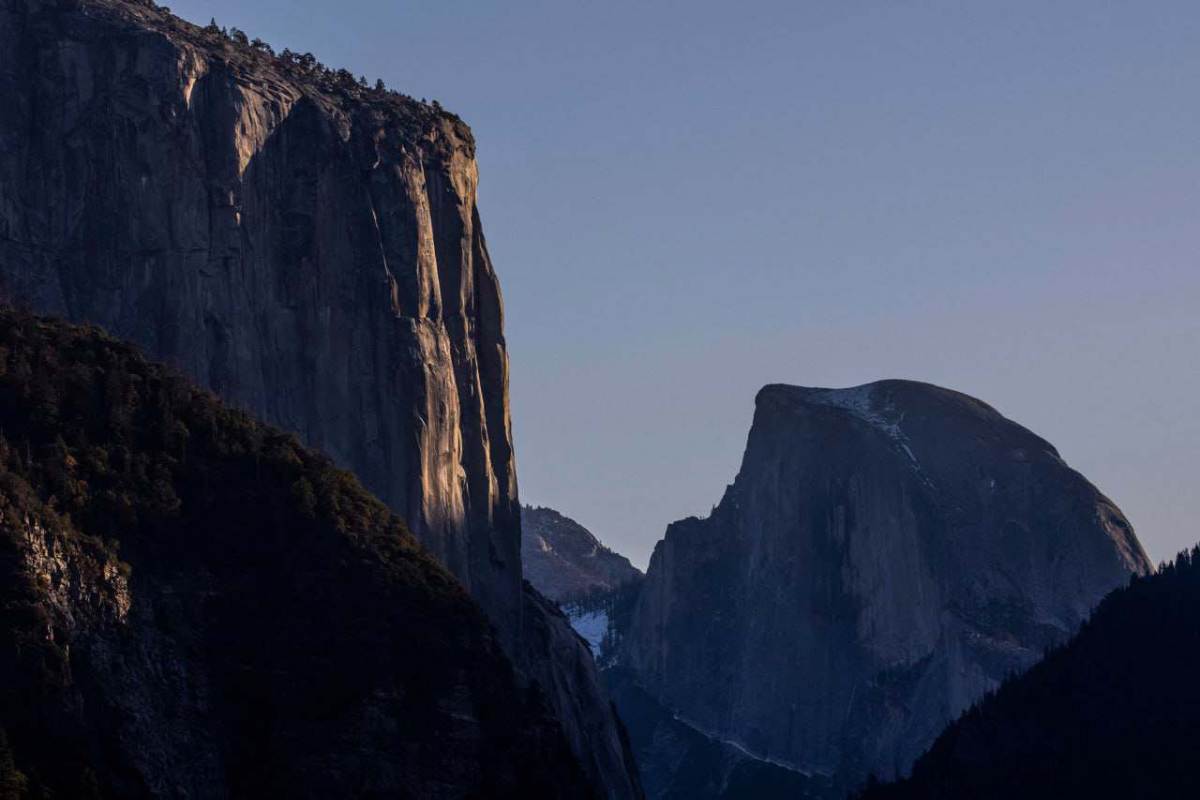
0, 2, 641, 796
522, 505, 642, 602
0, 0, 518, 638
623, 380, 1151, 789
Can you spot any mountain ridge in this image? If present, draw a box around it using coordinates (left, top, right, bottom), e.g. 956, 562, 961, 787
522, 504, 642, 602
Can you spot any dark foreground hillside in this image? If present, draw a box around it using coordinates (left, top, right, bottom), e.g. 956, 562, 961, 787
862, 547, 1200, 800
0, 311, 591, 799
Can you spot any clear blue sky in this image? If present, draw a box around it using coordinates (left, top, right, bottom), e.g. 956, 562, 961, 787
174, 0, 1200, 569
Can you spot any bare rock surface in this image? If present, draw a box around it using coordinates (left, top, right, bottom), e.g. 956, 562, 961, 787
623, 380, 1151, 790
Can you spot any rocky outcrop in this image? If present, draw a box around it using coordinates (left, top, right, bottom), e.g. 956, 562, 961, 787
0, 2, 640, 796
623, 381, 1151, 791
521, 585, 646, 800
0, 310, 592, 799
522, 505, 642, 601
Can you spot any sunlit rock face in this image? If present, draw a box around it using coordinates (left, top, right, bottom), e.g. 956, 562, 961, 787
0, 2, 641, 796
624, 380, 1151, 787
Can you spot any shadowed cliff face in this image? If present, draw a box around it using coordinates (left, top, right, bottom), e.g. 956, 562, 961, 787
623, 380, 1151, 790
0, 2, 641, 796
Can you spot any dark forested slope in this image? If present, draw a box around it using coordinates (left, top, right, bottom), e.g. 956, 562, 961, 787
0, 310, 591, 799
862, 547, 1200, 800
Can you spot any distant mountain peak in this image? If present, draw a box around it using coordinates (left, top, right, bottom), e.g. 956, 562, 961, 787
621, 379, 1151, 793
521, 504, 642, 602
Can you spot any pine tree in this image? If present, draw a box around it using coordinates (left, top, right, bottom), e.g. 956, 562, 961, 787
0, 729, 29, 800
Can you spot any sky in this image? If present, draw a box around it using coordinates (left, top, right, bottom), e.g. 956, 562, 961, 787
173, 0, 1200, 569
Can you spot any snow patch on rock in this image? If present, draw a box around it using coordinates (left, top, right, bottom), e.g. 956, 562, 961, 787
807, 385, 904, 441
567, 608, 609, 656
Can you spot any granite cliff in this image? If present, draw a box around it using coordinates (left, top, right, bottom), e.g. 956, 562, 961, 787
622, 380, 1151, 792
0, 1, 640, 795
0, 0, 516, 641
522, 505, 642, 602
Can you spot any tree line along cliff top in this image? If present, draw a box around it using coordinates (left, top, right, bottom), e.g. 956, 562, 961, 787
49, 0, 475, 153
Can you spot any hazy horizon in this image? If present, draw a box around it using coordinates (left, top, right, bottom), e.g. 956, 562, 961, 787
172, 0, 1200, 569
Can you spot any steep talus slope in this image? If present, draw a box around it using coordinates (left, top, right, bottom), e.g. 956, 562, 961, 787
522, 505, 642, 602
623, 380, 1151, 792
0, 310, 591, 799
0, 2, 640, 795
862, 546, 1200, 800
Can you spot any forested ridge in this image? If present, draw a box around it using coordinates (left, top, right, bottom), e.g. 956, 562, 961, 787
0, 310, 590, 799
862, 546, 1200, 799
